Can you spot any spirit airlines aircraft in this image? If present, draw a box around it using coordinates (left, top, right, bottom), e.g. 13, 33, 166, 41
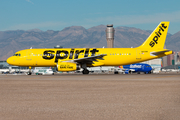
7, 21, 172, 75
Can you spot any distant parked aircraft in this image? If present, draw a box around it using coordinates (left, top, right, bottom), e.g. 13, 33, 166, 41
119, 63, 153, 74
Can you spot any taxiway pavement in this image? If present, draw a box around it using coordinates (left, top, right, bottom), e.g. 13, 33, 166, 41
0, 73, 180, 120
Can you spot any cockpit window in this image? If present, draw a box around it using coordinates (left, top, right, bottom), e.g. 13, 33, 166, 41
13, 53, 21, 56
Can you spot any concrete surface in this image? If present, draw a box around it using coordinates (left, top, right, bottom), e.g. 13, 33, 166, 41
0, 73, 180, 120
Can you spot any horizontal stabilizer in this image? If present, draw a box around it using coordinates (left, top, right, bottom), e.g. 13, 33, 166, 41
150, 50, 171, 56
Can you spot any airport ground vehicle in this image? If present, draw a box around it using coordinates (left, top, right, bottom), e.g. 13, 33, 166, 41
36, 69, 54, 75
33, 67, 54, 75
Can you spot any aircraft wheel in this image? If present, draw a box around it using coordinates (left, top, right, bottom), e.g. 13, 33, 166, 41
114, 71, 118, 74
82, 69, 89, 74
27, 72, 32, 75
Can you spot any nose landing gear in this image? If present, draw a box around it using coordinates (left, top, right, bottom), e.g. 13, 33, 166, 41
27, 67, 32, 75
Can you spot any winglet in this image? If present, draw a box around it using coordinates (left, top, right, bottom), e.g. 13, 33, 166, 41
138, 21, 170, 49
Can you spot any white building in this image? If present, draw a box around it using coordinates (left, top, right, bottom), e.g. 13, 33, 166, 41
142, 58, 162, 73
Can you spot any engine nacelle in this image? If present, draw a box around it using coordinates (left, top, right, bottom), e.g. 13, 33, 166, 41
57, 62, 80, 71
125, 70, 130, 74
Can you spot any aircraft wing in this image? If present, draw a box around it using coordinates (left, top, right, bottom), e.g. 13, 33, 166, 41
151, 50, 171, 56
64, 54, 107, 64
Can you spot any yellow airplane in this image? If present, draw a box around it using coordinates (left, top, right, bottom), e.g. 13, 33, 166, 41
7, 21, 172, 75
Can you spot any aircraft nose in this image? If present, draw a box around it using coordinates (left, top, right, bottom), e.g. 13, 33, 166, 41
7, 57, 14, 65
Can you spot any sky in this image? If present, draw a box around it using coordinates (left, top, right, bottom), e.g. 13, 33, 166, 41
1, 0, 180, 34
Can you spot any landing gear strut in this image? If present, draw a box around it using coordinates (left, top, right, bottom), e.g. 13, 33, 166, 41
81, 64, 89, 74
82, 69, 89, 74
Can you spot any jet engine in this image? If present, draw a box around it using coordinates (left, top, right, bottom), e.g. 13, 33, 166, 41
57, 62, 81, 71
125, 70, 132, 74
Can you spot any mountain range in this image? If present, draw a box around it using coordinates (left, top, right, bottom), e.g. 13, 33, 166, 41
0, 25, 179, 61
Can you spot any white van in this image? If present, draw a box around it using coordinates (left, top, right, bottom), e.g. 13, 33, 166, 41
37, 69, 54, 75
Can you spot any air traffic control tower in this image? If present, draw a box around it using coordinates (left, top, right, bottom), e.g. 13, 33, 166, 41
106, 24, 115, 48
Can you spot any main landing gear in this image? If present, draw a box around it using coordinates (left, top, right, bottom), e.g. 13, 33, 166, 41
82, 69, 89, 74
81, 64, 89, 74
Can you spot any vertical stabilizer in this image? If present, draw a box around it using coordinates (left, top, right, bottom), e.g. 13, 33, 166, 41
138, 21, 169, 49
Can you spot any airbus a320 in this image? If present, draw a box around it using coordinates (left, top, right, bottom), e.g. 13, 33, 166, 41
7, 21, 172, 75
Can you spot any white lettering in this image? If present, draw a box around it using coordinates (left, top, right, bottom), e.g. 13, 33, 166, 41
130, 65, 142, 68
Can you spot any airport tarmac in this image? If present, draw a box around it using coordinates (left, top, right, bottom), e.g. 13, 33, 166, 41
0, 73, 180, 120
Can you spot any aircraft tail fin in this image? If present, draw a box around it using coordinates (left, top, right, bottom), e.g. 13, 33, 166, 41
119, 66, 123, 69
138, 21, 169, 49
